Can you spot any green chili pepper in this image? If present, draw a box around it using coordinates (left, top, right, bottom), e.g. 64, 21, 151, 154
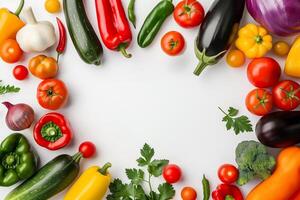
202, 175, 210, 200
128, 0, 136, 28
0, 133, 37, 186
137, 0, 174, 48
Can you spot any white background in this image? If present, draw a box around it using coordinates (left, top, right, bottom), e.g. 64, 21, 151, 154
0, 0, 289, 199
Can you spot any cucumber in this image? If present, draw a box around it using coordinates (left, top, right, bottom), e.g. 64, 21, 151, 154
63, 0, 103, 65
5, 154, 81, 200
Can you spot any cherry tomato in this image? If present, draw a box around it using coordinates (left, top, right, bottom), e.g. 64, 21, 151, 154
247, 57, 281, 88
161, 31, 185, 56
226, 49, 245, 68
0, 39, 23, 63
13, 65, 28, 80
173, 0, 205, 28
181, 187, 197, 200
273, 41, 290, 56
246, 88, 273, 116
163, 164, 182, 184
272, 80, 300, 111
218, 164, 239, 184
79, 141, 96, 158
37, 79, 69, 110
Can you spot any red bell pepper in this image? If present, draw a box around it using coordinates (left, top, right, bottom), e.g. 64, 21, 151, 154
95, 0, 132, 58
33, 112, 73, 150
212, 184, 244, 200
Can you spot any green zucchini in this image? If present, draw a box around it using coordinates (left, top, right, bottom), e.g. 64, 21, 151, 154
63, 0, 103, 65
5, 154, 82, 200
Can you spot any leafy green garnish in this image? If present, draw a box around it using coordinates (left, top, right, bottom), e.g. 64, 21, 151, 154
107, 143, 175, 200
0, 80, 20, 95
219, 107, 253, 135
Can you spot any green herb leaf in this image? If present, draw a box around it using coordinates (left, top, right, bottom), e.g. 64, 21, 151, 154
219, 107, 253, 135
158, 183, 175, 200
0, 81, 20, 95
148, 159, 169, 177
108, 144, 175, 200
107, 179, 131, 200
137, 143, 154, 166
126, 168, 144, 185
228, 107, 239, 116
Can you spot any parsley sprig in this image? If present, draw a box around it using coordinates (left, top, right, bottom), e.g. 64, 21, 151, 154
0, 80, 20, 95
107, 143, 175, 200
219, 107, 253, 135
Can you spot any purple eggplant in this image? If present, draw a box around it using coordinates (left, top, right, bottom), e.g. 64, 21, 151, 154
256, 111, 300, 148
194, 0, 245, 76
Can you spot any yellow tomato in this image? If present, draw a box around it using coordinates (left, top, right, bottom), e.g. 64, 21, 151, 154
273, 41, 290, 56
45, 0, 61, 13
226, 49, 245, 68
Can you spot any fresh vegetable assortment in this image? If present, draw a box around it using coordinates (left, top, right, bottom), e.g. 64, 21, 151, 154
2, 0, 300, 199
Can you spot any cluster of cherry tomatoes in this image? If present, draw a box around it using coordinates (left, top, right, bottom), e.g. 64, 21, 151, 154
160, 0, 205, 56
244, 57, 300, 116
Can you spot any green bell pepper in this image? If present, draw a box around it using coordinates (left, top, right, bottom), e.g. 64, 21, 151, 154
0, 133, 37, 186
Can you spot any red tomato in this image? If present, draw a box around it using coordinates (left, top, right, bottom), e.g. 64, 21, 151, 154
161, 31, 185, 56
181, 187, 197, 200
173, 0, 205, 28
247, 57, 281, 88
273, 80, 300, 111
163, 164, 182, 184
0, 39, 23, 63
246, 88, 273, 116
37, 79, 69, 110
218, 164, 239, 184
13, 65, 28, 80
79, 141, 96, 158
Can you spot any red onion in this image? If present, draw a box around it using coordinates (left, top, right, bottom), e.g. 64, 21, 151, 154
2, 102, 35, 131
247, 0, 300, 36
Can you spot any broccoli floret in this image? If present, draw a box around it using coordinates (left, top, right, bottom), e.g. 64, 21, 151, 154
235, 140, 276, 186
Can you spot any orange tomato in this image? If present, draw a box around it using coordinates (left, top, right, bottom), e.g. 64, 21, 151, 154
161, 31, 185, 56
226, 49, 245, 68
37, 79, 68, 110
181, 187, 197, 200
29, 55, 58, 79
273, 41, 290, 56
0, 39, 23, 63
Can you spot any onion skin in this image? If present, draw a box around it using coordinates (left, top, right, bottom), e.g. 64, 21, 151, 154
246, 0, 300, 36
3, 102, 35, 131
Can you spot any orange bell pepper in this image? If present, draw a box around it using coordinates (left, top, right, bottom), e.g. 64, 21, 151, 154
0, 0, 25, 45
246, 147, 300, 200
29, 55, 58, 79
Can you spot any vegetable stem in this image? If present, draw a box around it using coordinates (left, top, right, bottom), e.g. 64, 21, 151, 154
218, 107, 228, 116
98, 162, 112, 175
194, 62, 208, 76
148, 173, 153, 194
14, 0, 25, 17
72, 152, 83, 163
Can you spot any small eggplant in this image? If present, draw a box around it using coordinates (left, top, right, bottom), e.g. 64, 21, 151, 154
194, 0, 245, 76
256, 111, 300, 148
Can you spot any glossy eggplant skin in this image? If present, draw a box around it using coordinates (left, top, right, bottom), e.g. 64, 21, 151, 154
256, 111, 300, 148
194, 0, 245, 76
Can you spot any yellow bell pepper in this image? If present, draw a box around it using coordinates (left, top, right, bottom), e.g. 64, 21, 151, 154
235, 24, 272, 58
285, 37, 300, 78
0, 0, 25, 45
64, 163, 112, 200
